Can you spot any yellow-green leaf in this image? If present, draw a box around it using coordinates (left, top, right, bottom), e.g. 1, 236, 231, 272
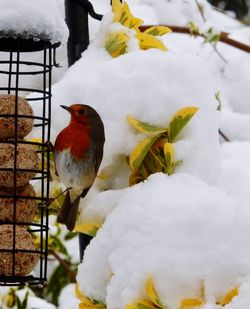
163, 143, 174, 175
179, 298, 204, 309
188, 21, 200, 36
129, 135, 160, 170
136, 33, 167, 51
145, 277, 163, 308
168, 107, 199, 142
112, 0, 123, 22
129, 17, 144, 31
127, 115, 167, 136
105, 31, 129, 58
79, 302, 106, 309
75, 284, 94, 306
144, 26, 172, 37
119, 2, 143, 29
75, 223, 101, 236
217, 287, 239, 306
126, 299, 157, 309
50, 186, 65, 212
76, 285, 106, 309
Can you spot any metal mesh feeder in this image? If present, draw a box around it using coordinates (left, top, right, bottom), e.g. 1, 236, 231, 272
0, 37, 59, 287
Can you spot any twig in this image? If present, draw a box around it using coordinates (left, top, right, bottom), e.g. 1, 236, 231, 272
139, 25, 250, 53
219, 129, 230, 142
193, 0, 227, 63
194, 0, 206, 22
49, 249, 76, 282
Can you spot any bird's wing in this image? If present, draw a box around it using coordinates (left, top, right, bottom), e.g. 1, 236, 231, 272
93, 143, 104, 174
57, 190, 81, 231
81, 186, 91, 199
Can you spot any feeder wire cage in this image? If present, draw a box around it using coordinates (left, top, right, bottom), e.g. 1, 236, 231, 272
0, 38, 59, 287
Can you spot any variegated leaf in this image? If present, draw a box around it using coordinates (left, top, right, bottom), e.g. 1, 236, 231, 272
75, 223, 101, 236
144, 26, 172, 36
145, 277, 163, 308
168, 107, 199, 142
127, 115, 167, 136
112, 0, 123, 22
163, 143, 174, 175
136, 33, 167, 51
129, 135, 160, 170
105, 31, 129, 58
126, 299, 157, 309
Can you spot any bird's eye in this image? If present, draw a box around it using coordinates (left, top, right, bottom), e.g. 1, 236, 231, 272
79, 109, 87, 115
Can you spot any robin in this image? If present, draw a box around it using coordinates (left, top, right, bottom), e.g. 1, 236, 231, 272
54, 104, 105, 231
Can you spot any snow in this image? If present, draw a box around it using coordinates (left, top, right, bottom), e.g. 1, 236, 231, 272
58, 284, 79, 309
77, 173, 250, 309
219, 141, 250, 203
0, 0, 250, 308
0, 0, 68, 44
73, 1, 250, 309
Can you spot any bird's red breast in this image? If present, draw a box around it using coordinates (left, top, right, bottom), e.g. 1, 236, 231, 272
54, 121, 91, 161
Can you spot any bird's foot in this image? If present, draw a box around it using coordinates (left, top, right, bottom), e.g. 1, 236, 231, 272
46, 141, 54, 152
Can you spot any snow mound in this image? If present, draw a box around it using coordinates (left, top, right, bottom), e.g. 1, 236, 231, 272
49, 46, 220, 185
219, 141, 250, 203
0, 0, 68, 44
77, 173, 250, 309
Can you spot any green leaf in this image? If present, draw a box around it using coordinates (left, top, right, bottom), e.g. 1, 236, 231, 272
21, 292, 29, 309
127, 115, 167, 136
49, 235, 69, 257
47, 264, 72, 306
168, 107, 199, 142
188, 21, 200, 35
16, 292, 29, 309
129, 135, 161, 170
215, 91, 222, 111
204, 28, 221, 45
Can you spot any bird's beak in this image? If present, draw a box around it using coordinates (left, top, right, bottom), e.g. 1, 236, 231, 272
60, 105, 71, 113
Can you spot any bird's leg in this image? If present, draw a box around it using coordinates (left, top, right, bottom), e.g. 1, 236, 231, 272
48, 187, 72, 205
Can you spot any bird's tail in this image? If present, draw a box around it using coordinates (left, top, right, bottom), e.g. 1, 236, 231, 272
57, 190, 81, 231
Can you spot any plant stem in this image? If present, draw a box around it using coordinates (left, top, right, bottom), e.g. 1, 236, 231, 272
139, 25, 250, 53
49, 249, 76, 282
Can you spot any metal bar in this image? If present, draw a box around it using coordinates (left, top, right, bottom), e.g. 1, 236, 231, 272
76, 0, 103, 20
7, 52, 13, 93
12, 50, 20, 276
44, 46, 53, 281
65, 0, 90, 66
